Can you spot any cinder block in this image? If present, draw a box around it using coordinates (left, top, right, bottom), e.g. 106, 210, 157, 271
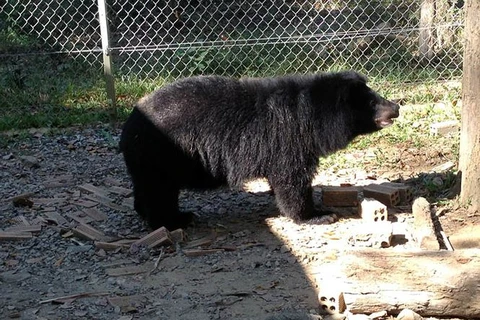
363, 184, 400, 207
359, 198, 388, 222
380, 182, 413, 204
430, 120, 459, 136
350, 221, 393, 248
317, 285, 346, 314
322, 186, 360, 207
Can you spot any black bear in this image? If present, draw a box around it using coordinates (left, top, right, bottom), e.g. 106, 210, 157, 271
120, 71, 399, 230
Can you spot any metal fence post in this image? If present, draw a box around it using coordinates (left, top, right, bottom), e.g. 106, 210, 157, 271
97, 0, 117, 121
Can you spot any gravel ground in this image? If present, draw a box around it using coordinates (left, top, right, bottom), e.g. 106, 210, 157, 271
0, 125, 476, 320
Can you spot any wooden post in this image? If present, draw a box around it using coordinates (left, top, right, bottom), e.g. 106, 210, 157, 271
98, 0, 117, 121
459, 0, 480, 212
419, 0, 436, 61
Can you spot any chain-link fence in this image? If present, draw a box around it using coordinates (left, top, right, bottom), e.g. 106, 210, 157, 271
0, 0, 464, 129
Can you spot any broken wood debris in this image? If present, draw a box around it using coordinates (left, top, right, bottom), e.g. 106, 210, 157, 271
83, 194, 129, 212
43, 211, 69, 226
183, 248, 225, 257
4, 225, 42, 234
78, 183, 109, 197
0, 231, 33, 241
72, 223, 110, 242
73, 199, 98, 208
108, 186, 133, 197
95, 241, 130, 251
66, 211, 94, 224
82, 207, 108, 222
132, 226, 173, 248
39, 292, 109, 305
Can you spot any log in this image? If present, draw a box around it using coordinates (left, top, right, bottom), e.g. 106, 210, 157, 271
308, 249, 480, 318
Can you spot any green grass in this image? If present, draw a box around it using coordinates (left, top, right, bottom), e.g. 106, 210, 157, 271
0, 23, 462, 132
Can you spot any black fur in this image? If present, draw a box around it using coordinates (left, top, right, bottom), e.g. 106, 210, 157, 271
120, 71, 399, 230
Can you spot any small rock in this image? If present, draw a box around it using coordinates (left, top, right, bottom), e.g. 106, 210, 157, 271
2, 153, 13, 160
19, 155, 40, 168
396, 309, 422, 320
348, 314, 369, 320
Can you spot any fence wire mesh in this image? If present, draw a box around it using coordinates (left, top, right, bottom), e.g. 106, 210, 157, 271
0, 0, 464, 128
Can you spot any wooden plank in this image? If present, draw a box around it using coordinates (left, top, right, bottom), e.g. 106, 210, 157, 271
133, 227, 173, 248
78, 183, 109, 196
183, 248, 225, 257
84, 194, 129, 212
72, 223, 108, 241
73, 199, 98, 208
82, 208, 108, 222
43, 211, 69, 226
66, 211, 94, 224
4, 225, 42, 234
109, 186, 133, 197
0, 231, 33, 240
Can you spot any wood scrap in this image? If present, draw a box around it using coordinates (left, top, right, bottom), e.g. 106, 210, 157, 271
82, 207, 108, 222
39, 292, 109, 304
72, 223, 109, 241
4, 225, 42, 234
183, 248, 225, 257
66, 211, 94, 224
0, 231, 33, 240
43, 211, 69, 226
108, 186, 133, 197
95, 241, 130, 251
132, 227, 173, 248
83, 194, 129, 212
78, 183, 109, 197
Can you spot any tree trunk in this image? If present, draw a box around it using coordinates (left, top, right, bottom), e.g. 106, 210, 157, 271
459, 0, 480, 212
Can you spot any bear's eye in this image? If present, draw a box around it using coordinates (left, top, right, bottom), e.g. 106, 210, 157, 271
370, 99, 377, 107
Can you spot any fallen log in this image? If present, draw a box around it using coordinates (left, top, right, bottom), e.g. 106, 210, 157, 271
309, 249, 480, 318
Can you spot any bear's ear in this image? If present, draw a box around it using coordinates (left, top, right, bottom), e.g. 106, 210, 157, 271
340, 71, 368, 84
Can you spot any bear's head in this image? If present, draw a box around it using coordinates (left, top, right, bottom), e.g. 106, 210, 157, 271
343, 72, 400, 136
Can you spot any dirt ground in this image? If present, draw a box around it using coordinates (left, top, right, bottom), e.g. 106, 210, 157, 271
1, 125, 478, 320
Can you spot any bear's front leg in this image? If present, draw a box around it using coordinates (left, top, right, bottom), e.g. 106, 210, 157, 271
268, 176, 315, 221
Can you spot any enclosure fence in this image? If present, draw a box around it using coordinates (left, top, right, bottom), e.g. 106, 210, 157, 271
0, 0, 464, 121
